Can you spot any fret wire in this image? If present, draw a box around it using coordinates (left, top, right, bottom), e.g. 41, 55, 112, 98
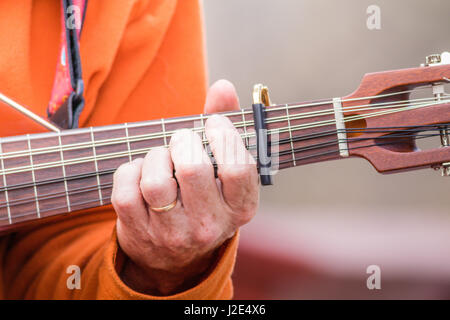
124, 123, 132, 162
0, 141, 12, 224
199, 114, 207, 149
285, 105, 297, 167
161, 118, 168, 147
90, 127, 103, 206
0, 95, 444, 161
58, 133, 71, 212
27, 134, 40, 218
241, 109, 250, 150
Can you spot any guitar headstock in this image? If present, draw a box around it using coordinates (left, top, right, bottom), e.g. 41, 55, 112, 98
341, 52, 450, 175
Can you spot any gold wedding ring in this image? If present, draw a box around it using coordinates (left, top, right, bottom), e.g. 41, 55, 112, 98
149, 198, 177, 213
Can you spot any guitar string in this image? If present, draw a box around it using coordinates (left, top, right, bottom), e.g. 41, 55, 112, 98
0, 98, 446, 176
0, 125, 443, 191
0, 88, 442, 220
0, 95, 444, 190
1, 120, 448, 195
0, 94, 443, 161
0, 130, 444, 223
0, 88, 439, 160
0, 95, 436, 161
0, 103, 444, 184
0, 129, 444, 211
0, 125, 442, 193
0, 137, 434, 221
1, 131, 442, 209
3, 87, 434, 161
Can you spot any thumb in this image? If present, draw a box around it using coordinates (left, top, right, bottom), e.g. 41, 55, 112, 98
204, 79, 240, 114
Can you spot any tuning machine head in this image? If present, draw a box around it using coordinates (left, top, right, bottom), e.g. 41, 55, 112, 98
431, 127, 450, 176
422, 52, 450, 176
438, 127, 450, 177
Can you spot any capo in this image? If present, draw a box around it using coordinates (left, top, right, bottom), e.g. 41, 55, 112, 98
252, 84, 273, 185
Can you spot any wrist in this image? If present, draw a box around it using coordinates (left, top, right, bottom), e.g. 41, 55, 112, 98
118, 246, 220, 296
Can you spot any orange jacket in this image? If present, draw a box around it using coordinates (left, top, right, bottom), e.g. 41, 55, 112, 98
0, 0, 238, 299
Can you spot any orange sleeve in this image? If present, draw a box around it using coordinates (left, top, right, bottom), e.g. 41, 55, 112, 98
0, 0, 239, 300
1, 208, 238, 299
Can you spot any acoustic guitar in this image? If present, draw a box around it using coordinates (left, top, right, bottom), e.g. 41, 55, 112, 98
0, 52, 449, 234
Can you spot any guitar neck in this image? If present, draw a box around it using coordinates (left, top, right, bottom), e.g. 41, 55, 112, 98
0, 99, 342, 229
1, 52, 450, 233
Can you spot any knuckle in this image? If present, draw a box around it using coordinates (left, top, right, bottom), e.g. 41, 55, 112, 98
206, 120, 234, 144
221, 165, 252, 182
163, 233, 186, 249
112, 164, 140, 212
140, 177, 167, 200
205, 115, 222, 132
205, 114, 231, 129
175, 163, 208, 181
114, 162, 130, 178
111, 192, 136, 212
147, 146, 167, 158
175, 162, 198, 178
193, 227, 217, 246
170, 129, 194, 146
114, 159, 142, 180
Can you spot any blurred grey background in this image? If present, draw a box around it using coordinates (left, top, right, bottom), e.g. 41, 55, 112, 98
203, 0, 450, 299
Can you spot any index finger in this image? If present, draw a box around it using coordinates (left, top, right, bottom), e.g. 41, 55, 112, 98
205, 114, 259, 215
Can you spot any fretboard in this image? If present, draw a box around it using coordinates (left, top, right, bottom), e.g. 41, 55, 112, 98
0, 100, 342, 229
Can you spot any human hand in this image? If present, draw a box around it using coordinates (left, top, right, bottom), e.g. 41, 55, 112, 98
111, 80, 259, 295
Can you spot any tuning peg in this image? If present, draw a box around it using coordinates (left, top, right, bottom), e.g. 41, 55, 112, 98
423, 53, 450, 176
438, 127, 450, 176
440, 163, 450, 177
